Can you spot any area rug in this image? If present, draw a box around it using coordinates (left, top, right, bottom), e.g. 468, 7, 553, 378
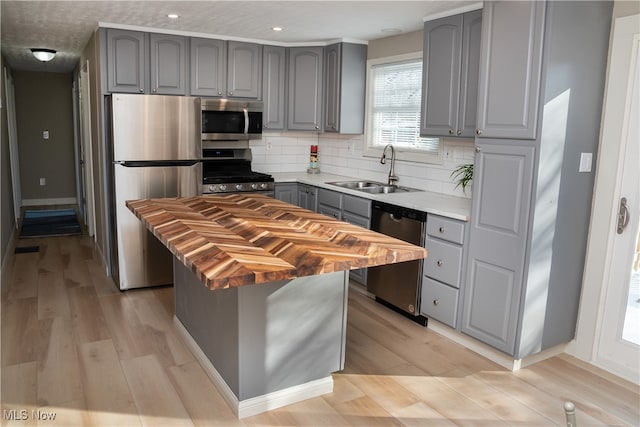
19, 209, 82, 238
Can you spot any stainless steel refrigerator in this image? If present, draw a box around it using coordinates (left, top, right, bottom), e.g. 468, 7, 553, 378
107, 94, 201, 290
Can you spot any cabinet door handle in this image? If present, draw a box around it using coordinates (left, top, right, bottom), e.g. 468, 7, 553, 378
449, 129, 454, 135
218, 91, 222, 95
433, 299, 440, 306
139, 88, 144, 93
456, 130, 462, 136
475, 146, 481, 153
229, 91, 234, 95
152, 88, 157, 93
476, 129, 482, 135
436, 260, 443, 267
315, 125, 320, 130
439, 226, 445, 233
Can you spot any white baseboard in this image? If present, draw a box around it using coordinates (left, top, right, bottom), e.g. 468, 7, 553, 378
427, 318, 566, 371
173, 316, 334, 419
22, 197, 78, 207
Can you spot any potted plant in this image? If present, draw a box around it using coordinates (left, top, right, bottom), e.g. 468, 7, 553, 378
451, 163, 473, 194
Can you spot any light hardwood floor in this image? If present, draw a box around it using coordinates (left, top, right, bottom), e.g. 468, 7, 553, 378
2, 233, 638, 426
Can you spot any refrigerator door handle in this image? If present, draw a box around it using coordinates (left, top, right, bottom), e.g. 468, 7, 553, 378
116, 160, 200, 168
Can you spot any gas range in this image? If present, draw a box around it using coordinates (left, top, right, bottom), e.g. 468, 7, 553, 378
201, 147, 274, 195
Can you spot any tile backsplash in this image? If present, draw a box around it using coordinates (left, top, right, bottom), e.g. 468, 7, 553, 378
250, 132, 475, 198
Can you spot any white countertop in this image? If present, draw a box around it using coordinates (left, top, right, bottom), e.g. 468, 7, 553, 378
271, 172, 471, 222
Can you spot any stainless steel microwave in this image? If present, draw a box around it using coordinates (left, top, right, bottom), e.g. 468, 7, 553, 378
200, 99, 263, 141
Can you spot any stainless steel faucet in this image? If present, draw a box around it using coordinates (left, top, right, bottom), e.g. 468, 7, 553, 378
380, 144, 398, 186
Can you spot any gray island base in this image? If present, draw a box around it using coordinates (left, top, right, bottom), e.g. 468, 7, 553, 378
173, 259, 349, 418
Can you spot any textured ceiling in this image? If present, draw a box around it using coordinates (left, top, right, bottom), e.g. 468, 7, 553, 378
1, 1, 476, 73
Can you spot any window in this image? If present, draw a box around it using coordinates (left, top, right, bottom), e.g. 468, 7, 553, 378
364, 53, 442, 164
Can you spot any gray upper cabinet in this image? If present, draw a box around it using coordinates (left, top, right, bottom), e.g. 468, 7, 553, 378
149, 33, 187, 95
190, 39, 261, 99
288, 47, 323, 131
475, 1, 545, 140
106, 29, 146, 94
421, 10, 481, 138
227, 41, 262, 99
461, 142, 535, 354
190, 37, 226, 97
262, 45, 287, 130
323, 43, 367, 134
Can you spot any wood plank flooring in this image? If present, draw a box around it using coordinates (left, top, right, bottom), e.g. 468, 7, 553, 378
2, 233, 638, 426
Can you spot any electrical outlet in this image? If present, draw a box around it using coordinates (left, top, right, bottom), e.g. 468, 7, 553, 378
347, 143, 355, 155
265, 141, 272, 151
39, 177, 46, 186
444, 150, 451, 160
43, 130, 49, 140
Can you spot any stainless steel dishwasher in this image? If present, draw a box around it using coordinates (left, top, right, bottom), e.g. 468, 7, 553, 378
368, 201, 427, 324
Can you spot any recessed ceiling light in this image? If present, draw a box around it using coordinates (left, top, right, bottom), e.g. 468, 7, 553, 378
167, 14, 179, 19
272, 27, 283, 32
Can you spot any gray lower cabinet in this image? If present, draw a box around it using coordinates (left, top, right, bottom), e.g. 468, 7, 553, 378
420, 10, 481, 138
190, 37, 226, 97
475, 1, 545, 140
318, 189, 371, 286
262, 45, 287, 130
323, 43, 367, 134
420, 214, 467, 328
461, 142, 534, 353
463, 1, 612, 359
106, 29, 146, 94
288, 47, 323, 131
274, 183, 297, 205
297, 184, 317, 211
149, 33, 187, 95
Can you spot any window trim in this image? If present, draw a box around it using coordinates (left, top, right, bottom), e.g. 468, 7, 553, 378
363, 51, 443, 164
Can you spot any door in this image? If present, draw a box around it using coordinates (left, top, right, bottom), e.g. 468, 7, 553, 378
113, 162, 200, 290
106, 28, 146, 94
475, 1, 545, 140
288, 47, 323, 131
150, 33, 187, 95
227, 41, 262, 99
262, 45, 286, 130
461, 142, 535, 355
79, 62, 95, 237
594, 17, 640, 383
420, 14, 462, 137
190, 37, 226, 97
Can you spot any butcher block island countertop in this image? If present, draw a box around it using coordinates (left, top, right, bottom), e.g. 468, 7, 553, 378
126, 193, 427, 289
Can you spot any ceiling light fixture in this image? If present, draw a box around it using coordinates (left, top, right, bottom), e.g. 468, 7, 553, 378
30, 48, 56, 62
272, 27, 283, 32
167, 13, 179, 19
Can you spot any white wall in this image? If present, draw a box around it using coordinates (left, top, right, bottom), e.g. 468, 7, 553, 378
251, 133, 475, 198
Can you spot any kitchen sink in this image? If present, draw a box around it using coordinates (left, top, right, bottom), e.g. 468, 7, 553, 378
327, 181, 422, 194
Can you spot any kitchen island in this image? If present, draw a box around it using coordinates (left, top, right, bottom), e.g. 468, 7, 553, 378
126, 194, 426, 418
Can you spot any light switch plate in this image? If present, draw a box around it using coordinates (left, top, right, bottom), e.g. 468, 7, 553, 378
43, 130, 49, 140
579, 152, 592, 173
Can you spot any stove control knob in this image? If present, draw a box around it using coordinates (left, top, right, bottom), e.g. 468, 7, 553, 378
209, 185, 216, 192
235, 184, 243, 191
219, 184, 227, 192
260, 183, 268, 189
251, 183, 258, 190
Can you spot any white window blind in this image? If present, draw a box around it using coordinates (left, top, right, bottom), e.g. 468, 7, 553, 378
369, 59, 440, 155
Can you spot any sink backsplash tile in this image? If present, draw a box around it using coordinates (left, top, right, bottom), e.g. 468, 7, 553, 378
250, 132, 474, 198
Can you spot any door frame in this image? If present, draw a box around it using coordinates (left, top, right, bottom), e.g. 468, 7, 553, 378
3, 66, 21, 225
570, 13, 640, 384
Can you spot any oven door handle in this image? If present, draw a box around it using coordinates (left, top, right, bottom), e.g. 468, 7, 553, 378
243, 108, 249, 135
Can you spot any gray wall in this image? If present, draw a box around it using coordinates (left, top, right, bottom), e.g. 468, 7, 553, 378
13, 70, 76, 202
1, 55, 16, 265
367, 30, 423, 59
